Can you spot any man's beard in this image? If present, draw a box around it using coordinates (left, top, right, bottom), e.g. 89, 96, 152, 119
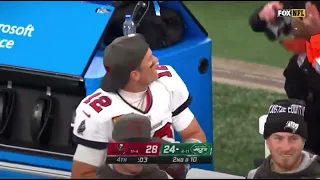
272, 154, 303, 172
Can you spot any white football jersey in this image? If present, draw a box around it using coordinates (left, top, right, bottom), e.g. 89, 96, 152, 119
72, 65, 194, 149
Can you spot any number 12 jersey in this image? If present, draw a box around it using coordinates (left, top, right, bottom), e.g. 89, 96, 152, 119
72, 65, 194, 149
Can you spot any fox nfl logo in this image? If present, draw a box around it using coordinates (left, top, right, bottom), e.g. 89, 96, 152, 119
277, 9, 306, 17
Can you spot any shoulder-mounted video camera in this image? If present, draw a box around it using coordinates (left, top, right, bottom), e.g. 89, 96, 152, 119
264, 15, 293, 42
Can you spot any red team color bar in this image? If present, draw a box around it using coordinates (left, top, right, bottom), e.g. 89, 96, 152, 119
107, 142, 161, 156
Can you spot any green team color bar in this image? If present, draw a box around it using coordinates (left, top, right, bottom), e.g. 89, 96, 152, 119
160, 143, 212, 156
157, 143, 213, 164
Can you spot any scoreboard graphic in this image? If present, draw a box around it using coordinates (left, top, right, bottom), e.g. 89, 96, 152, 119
106, 143, 212, 164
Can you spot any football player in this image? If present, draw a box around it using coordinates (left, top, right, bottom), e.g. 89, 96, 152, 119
71, 34, 206, 178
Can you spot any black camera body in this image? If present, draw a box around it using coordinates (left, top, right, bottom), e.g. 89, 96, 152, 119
264, 16, 293, 41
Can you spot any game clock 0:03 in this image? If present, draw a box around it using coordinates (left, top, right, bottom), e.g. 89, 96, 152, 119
137, 157, 148, 163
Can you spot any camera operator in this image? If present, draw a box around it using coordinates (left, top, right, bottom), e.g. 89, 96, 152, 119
249, 1, 320, 156
291, 3, 320, 71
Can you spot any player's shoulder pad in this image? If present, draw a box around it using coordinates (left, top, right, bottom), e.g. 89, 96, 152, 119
156, 65, 191, 112
76, 88, 120, 118
72, 89, 123, 147
73, 89, 121, 133
157, 65, 188, 92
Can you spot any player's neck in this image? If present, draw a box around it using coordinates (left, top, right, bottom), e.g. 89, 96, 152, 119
122, 82, 148, 93
119, 89, 147, 97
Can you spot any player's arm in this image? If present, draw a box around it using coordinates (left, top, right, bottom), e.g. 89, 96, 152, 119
71, 107, 112, 178
163, 66, 206, 143
72, 145, 106, 178
177, 109, 206, 143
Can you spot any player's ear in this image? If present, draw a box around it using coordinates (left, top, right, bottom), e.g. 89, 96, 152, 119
130, 70, 140, 82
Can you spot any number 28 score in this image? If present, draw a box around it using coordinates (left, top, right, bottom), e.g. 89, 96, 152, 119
145, 144, 160, 155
